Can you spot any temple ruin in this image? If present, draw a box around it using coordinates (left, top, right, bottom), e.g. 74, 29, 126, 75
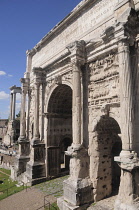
3, 85, 21, 145
11, 0, 139, 209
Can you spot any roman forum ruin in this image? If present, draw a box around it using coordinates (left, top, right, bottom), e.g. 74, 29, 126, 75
3, 85, 21, 145
10, 0, 139, 209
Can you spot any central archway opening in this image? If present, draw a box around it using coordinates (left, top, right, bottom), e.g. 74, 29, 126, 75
94, 115, 122, 201
47, 84, 72, 177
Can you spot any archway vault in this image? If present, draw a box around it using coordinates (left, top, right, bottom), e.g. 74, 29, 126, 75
48, 84, 72, 116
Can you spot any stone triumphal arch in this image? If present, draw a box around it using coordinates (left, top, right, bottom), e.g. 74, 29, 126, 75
11, 0, 139, 209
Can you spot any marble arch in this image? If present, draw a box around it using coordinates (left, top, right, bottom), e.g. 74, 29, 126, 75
11, 0, 139, 209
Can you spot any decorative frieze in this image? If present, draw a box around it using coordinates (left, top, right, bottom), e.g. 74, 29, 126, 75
89, 54, 119, 82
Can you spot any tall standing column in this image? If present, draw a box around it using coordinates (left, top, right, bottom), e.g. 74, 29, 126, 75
19, 78, 28, 141
118, 40, 134, 155
26, 90, 30, 140
12, 92, 16, 120
33, 82, 40, 142
40, 83, 45, 141
10, 93, 13, 120
72, 60, 81, 146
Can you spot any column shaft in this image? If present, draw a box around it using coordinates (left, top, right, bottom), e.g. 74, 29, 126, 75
72, 62, 81, 145
10, 93, 13, 120
33, 83, 40, 140
118, 41, 133, 152
19, 89, 26, 139
26, 92, 30, 139
12, 93, 16, 120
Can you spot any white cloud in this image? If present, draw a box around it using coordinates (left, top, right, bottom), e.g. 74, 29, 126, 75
0, 91, 9, 100
8, 74, 13, 77
0, 71, 6, 76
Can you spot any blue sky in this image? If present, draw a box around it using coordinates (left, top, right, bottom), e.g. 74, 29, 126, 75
0, 0, 81, 119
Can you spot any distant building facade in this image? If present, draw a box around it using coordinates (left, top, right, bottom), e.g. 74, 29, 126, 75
11, 0, 139, 209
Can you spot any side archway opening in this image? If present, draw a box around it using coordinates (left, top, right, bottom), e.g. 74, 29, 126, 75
92, 115, 122, 201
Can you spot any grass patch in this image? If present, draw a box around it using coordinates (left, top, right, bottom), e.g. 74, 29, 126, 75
91, 202, 96, 206
0, 168, 11, 176
0, 169, 24, 200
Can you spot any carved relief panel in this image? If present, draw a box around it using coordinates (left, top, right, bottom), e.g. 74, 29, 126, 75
89, 53, 120, 107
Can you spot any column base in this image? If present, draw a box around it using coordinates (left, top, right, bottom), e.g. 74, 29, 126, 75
25, 141, 46, 185
114, 152, 139, 210
58, 144, 93, 209
18, 139, 30, 156
57, 196, 89, 210
25, 161, 46, 185
63, 177, 93, 206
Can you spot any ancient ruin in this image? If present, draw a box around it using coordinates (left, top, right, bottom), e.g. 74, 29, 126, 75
3, 85, 21, 145
11, 0, 139, 209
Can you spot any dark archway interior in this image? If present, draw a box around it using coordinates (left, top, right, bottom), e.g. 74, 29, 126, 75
48, 84, 72, 115
60, 137, 72, 171
47, 84, 72, 176
95, 115, 122, 199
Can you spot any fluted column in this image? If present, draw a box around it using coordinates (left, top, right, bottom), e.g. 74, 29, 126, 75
72, 60, 82, 146
33, 82, 40, 142
118, 40, 134, 155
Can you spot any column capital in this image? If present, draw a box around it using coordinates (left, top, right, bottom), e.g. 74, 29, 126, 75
32, 67, 46, 85
20, 78, 29, 94
67, 40, 86, 65
20, 78, 29, 84
32, 67, 46, 77
118, 39, 130, 54
71, 58, 84, 69
34, 81, 41, 89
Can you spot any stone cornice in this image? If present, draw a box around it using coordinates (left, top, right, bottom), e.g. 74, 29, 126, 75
10, 85, 21, 93
114, 6, 139, 44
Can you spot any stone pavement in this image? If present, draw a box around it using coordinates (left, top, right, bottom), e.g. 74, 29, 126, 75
0, 187, 56, 210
